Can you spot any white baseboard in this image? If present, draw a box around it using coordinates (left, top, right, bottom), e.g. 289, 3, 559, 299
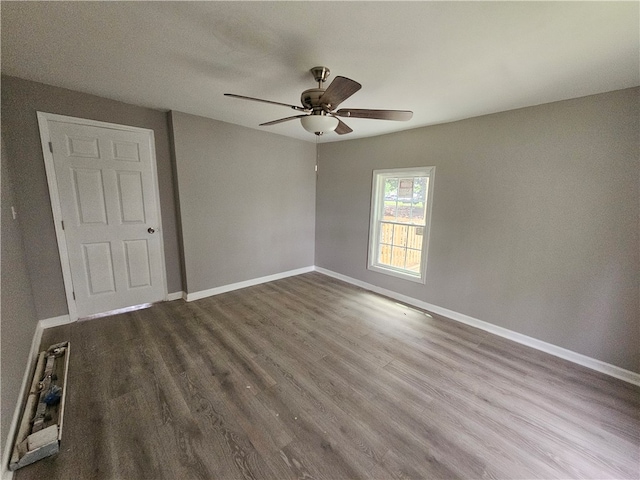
185, 266, 315, 302
314, 267, 640, 387
166, 291, 185, 301
1, 320, 45, 480
38, 314, 72, 330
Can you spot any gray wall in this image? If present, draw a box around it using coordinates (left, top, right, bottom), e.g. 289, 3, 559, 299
1, 76, 183, 319
1, 138, 39, 457
316, 88, 639, 373
170, 111, 316, 293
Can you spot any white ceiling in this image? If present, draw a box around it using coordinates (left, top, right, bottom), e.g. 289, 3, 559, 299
2, 1, 638, 143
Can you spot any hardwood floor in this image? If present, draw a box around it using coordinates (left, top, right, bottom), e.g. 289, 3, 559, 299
16, 272, 640, 479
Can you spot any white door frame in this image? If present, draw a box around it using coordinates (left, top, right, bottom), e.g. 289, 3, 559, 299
37, 111, 168, 322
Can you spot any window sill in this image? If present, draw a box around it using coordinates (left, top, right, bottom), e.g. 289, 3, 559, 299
368, 264, 426, 284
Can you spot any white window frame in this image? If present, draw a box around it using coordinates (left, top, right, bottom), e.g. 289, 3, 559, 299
368, 166, 436, 283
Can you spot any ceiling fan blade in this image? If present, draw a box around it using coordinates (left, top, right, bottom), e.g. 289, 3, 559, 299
259, 115, 307, 126
335, 118, 353, 135
319, 76, 362, 109
335, 109, 413, 121
224, 93, 307, 112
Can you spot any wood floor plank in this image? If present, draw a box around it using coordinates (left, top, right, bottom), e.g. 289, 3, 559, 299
134, 345, 218, 479
175, 367, 277, 479
15, 272, 640, 480
387, 357, 637, 479
256, 353, 392, 466
105, 389, 178, 480
164, 302, 279, 393
255, 384, 377, 480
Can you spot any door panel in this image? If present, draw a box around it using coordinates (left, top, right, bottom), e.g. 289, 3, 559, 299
124, 240, 152, 288
66, 135, 100, 158
83, 242, 116, 295
111, 140, 141, 162
116, 171, 146, 223
73, 168, 108, 224
47, 119, 165, 318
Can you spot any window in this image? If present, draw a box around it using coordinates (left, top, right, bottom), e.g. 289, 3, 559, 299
368, 167, 435, 283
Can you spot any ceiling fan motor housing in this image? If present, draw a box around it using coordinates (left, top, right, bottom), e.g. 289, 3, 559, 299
300, 88, 327, 111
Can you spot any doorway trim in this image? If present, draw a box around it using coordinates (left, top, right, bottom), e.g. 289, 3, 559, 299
37, 111, 168, 322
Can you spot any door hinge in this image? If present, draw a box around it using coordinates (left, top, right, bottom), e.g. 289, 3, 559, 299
315, 164, 318, 172
72, 292, 76, 300
61, 220, 65, 230
48, 141, 53, 153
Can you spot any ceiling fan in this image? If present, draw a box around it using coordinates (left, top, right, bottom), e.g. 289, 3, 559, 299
224, 66, 413, 136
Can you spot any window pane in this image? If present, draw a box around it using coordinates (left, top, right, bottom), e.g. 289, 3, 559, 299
411, 202, 426, 226
384, 178, 398, 200
398, 178, 414, 201
396, 203, 412, 224
379, 244, 392, 266
405, 249, 422, 272
393, 224, 408, 247
407, 226, 423, 249
391, 246, 406, 268
384, 202, 397, 221
414, 177, 428, 204
380, 222, 393, 244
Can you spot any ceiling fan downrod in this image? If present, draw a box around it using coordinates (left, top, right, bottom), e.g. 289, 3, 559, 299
310, 66, 331, 88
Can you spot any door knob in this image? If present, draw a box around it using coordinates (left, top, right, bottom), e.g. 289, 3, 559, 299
147, 227, 155, 234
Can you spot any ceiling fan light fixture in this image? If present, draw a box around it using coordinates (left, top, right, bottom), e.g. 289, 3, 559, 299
300, 114, 339, 134
226, 66, 412, 136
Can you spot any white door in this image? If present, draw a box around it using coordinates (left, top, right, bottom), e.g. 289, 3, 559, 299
40, 114, 166, 319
